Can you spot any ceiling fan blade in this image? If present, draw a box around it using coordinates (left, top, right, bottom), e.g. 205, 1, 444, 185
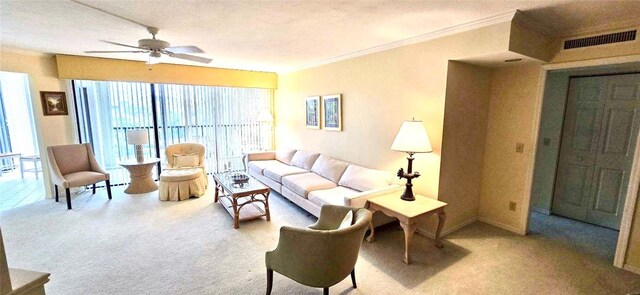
84, 50, 148, 53
166, 45, 205, 54
167, 53, 212, 64
100, 40, 143, 50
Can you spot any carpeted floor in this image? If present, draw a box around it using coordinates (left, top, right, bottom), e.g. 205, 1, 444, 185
1, 186, 639, 295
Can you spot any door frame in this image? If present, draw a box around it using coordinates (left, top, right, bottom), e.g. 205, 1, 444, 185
521, 55, 640, 270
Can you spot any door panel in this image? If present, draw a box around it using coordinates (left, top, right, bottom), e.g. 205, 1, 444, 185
553, 73, 640, 229
562, 164, 591, 206
592, 168, 624, 214
602, 109, 636, 155
573, 107, 599, 151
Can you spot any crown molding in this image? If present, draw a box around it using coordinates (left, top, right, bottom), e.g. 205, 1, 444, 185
280, 10, 517, 74
0, 45, 51, 57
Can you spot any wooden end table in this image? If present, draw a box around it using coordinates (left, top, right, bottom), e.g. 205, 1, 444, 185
213, 172, 270, 229
118, 158, 161, 194
366, 192, 447, 264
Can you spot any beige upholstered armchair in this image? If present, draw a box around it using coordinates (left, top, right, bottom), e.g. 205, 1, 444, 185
265, 205, 372, 295
159, 143, 208, 201
46, 143, 112, 210
1, 227, 50, 295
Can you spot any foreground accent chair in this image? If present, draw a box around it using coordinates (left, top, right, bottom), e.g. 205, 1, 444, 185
46, 143, 112, 210
1, 227, 50, 295
159, 143, 208, 201
266, 205, 372, 295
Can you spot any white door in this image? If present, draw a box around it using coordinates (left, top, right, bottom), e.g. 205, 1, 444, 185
552, 73, 640, 230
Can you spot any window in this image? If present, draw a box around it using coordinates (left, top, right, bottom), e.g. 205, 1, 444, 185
73, 80, 273, 185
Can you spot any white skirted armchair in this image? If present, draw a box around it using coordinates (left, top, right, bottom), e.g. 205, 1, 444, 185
159, 143, 208, 201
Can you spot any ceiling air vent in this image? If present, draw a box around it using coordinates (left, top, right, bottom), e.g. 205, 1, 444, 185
564, 30, 636, 50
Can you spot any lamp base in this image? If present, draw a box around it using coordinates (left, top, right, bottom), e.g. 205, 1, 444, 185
400, 183, 415, 201
397, 153, 419, 202
135, 145, 145, 163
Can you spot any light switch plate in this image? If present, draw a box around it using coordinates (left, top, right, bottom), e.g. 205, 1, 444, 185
516, 143, 524, 153
543, 138, 551, 146
509, 201, 517, 211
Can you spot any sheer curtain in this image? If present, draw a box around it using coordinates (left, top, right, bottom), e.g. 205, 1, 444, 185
0, 72, 38, 156
74, 79, 273, 185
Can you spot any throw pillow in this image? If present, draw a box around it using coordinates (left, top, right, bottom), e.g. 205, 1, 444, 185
338, 164, 393, 192
337, 210, 353, 230
290, 150, 320, 170
173, 153, 199, 168
275, 149, 297, 165
311, 155, 349, 183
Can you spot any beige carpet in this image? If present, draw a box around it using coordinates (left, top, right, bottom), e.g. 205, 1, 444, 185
1, 185, 639, 295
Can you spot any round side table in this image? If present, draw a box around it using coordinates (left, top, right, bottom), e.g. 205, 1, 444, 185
119, 158, 161, 194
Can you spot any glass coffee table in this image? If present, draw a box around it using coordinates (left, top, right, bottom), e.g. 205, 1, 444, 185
213, 171, 271, 229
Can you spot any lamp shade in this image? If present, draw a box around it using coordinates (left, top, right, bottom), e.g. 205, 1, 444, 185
391, 120, 432, 153
256, 109, 274, 122
126, 129, 149, 145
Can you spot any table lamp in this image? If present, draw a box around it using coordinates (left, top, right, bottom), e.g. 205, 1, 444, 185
391, 119, 432, 201
127, 129, 148, 163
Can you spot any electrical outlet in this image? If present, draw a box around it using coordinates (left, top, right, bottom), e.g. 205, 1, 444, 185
543, 138, 551, 146
509, 201, 517, 211
515, 143, 524, 153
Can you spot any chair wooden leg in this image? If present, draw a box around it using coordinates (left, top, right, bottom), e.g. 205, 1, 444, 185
351, 269, 357, 288
323, 287, 329, 295
65, 188, 71, 210
54, 185, 59, 202
105, 180, 112, 200
92, 183, 96, 195
266, 268, 273, 295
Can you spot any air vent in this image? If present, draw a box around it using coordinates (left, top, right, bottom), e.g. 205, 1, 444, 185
564, 30, 636, 50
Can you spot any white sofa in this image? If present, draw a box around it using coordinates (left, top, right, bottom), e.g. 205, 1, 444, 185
245, 149, 401, 218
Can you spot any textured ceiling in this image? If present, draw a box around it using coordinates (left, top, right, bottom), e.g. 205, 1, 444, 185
1, 1, 639, 72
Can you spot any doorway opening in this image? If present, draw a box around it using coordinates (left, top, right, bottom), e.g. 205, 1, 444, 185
0, 71, 43, 213
529, 62, 640, 265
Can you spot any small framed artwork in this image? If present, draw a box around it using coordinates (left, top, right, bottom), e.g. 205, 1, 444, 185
305, 96, 321, 129
40, 91, 68, 116
322, 94, 342, 131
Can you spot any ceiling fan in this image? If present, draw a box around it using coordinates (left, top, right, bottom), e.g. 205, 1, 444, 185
85, 27, 212, 65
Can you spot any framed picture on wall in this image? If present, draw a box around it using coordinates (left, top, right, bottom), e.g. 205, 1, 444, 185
305, 96, 321, 129
321, 94, 342, 131
40, 91, 68, 116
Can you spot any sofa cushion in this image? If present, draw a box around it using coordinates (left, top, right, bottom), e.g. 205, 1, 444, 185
290, 150, 320, 170
282, 173, 337, 198
308, 186, 359, 207
263, 164, 308, 183
248, 160, 280, 175
275, 149, 297, 165
338, 164, 393, 192
311, 155, 349, 183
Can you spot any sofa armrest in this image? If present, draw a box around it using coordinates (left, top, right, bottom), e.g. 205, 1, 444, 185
344, 185, 403, 208
243, 151, 276, 171
245, 151, 276, 161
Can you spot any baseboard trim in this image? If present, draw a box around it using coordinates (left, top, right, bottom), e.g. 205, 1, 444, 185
417, 217, 478, 239
531, 207, 551, 215
623, 264, 640, 275
478, 217, 523, 235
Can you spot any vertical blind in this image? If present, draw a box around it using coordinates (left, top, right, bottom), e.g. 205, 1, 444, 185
0, 82, 11, 169
73, 80, 273, 185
